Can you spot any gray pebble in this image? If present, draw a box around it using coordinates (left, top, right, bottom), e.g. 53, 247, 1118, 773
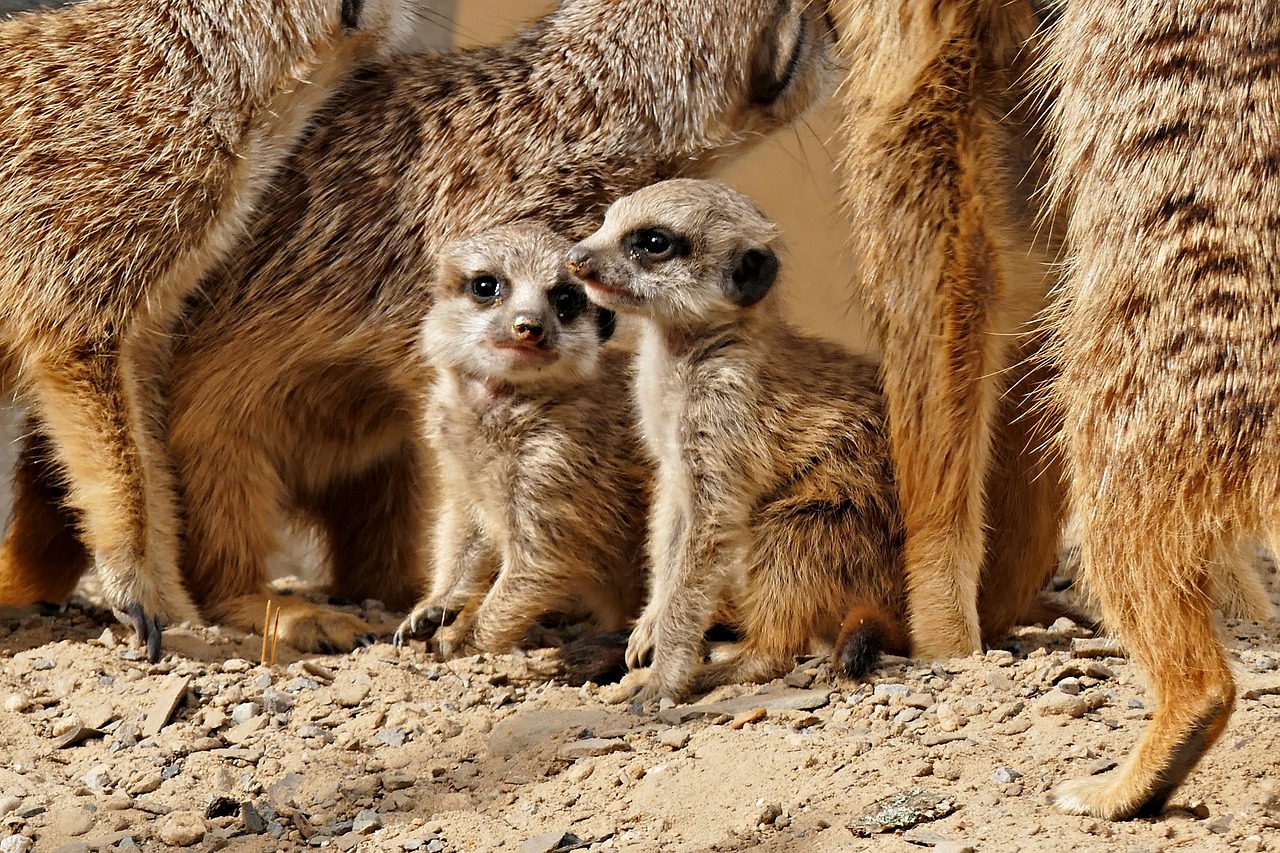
558, 738, 631, 760
0, 797, 21, 817
240, 802, 267, 835
250, 674, 273, 691
221, 659, 252, 673
377, 727, 408, 748
0, 836, 33, 853
1056, 677, 1082, 695
261, 690, 295, 715
992, 767, 1021, 785
873, 683, 910, 698
352, 809, 382, 834
231, 703, 260, 725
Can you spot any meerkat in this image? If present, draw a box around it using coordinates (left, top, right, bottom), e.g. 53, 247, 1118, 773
1041, 0, 1280, 820
566, 179, 908, 702
0, 0, 837, 653
827, 0, 1064, 659
0, 0, 412, 659
391, 223, 648, 657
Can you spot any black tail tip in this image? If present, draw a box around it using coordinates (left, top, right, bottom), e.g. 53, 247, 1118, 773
836, 625, 884, 679
554, 630, 631, 686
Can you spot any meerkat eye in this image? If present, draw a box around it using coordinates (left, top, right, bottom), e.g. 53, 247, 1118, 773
626, 228, 681, 263
468, 275, 501, 302
549, 281, 588, 323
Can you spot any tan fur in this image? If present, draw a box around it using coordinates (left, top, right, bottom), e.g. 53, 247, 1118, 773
828, 0, 1063, 658
0, 0, 411, 656
569, 179, 907, 702
2, 0, 836, 653
1043, 0, 1280, 820
394, 223, 648, 656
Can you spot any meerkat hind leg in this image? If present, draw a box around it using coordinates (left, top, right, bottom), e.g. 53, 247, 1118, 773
218, 592, 377, 655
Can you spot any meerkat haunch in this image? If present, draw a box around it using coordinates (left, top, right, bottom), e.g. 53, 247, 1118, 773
1043, 0, 1280, 820
0, 0, 412, 659
828, 0, 1064, 659
0, 0, 837, 653
567, 179, 908, 702
392, 223, 648, 657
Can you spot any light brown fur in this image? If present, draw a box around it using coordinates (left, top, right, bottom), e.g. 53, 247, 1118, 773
1043, 0, 1280, 820
0, 0, 411, 658
1, 0, 836, 653
569, 179, 907, 702
828, 0, 1063, 658
394, 223, 648, 656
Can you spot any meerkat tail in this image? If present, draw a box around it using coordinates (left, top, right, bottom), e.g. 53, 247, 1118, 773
833, 603, 909, 678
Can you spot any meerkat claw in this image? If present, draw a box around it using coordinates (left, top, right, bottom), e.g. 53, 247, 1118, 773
125, 602, 164, 663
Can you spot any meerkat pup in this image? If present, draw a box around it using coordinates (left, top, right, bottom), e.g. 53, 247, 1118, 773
0, 0, 412, 659
567, 179, 908, 702
1044, 0, 1280, 820
392, 223, 648, 656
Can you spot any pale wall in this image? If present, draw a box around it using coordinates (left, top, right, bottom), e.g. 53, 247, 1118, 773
449, 0, 874, 354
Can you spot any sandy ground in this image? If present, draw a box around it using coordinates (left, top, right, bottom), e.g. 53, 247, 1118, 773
0, 565, 1278, 853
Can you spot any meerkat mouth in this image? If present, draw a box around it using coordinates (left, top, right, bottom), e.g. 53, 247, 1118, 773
491, 342, 561, 364
582, 279, 644, 308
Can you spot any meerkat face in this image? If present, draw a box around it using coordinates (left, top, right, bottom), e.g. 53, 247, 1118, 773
566, 179, 781, 326
424, 223, 618, 389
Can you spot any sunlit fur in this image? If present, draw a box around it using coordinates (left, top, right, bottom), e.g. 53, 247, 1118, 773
571, 179, 907, 702
2, 0, 836, 653
828, 0, 1062, 660
397, 223, 648, 656
0, 0, 412, 654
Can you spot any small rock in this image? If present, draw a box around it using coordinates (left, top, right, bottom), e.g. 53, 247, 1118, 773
377, 727, 408, 748
2, 694, 29, 713
334, 675, 372, 708
757, 803, 783, 826
141, 676, 190, 738
82, 765, 112, 790
240, 801, 267, 834
32, 659, 54, 671
1086, 758, 1118, 776
563, 762, 595, 783
1185, 800, 1211, 820
0, 798, 18, 818
934, 703, 964, 732
230, 703, 259, 725
381, 772, 415, 792
656, 730, 690, 749
261, 690, 294, 715
852, 788, 959, 837
558, 738, 630, 760
127, 771, 163, 795
1205, 815, 1232, 834
0, 837, 32, 853
985, 650, 1015, 666
873, 683, 911, 698
520, 832, 582, 853
1034, 692, 1093, 718
51, 725, 104, 750
157, 811, 207, 847
97, 627, 118, 649
50, 806, 95, 838
352, 810, 381, 835
223, 716, 266, 745
934, 844, 977, 853
729, 708, 766, 730
1240, 835, 1265, 853
1056, 677, 1082, 695
992, 767, 1021, 785
1071, 638, 1125, 659
221, 659, 252, 673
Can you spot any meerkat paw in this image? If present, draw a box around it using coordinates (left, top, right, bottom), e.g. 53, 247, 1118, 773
433, 621, 481, 659
393, 599, 462, 646
625, 612, 659, 670
218, 594, 378, 655
1052, 773, 1153, 820
97, 549, 203, 663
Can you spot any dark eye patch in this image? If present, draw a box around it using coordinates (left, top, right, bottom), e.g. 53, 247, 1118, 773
624, 228, 687, 266
549, 280, 589, 323
341, 0, 362, 29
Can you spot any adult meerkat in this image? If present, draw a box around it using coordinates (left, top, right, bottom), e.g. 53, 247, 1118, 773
393, 223, 648, 656
567, 179, 908, 702
828, 0, 1063, 659
1044, 0, 1280, 820
2, 0, 837, 653
0, 0, 413, 659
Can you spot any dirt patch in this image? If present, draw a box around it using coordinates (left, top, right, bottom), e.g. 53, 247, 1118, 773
1, 574, 1278, 852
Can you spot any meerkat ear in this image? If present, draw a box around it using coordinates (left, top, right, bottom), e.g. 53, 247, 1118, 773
723, 247, 779, 307
596, 307, 618, 342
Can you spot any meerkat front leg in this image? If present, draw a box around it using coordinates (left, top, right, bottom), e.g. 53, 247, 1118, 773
394, 502, 497, 648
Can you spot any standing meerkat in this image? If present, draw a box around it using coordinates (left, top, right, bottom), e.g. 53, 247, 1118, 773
1, 0, 837, 653
0, 0, 413, 659
567, 179, 908, 702
393, 223, 648, 656
1044, 0, 1280, 820
828, 0, 1063, 659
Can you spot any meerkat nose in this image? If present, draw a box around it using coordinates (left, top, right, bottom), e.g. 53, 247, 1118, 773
565, 247, 595, 281
512, 316, 545, 342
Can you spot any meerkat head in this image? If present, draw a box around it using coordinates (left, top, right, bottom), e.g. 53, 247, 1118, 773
424, 223, 619, 390
551, 0, 837, 153
566, 179, 782, 327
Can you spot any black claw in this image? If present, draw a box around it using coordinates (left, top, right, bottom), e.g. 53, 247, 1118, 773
125, 603, 164, 663
317, 640, 338, 655
392, 629, 406, 647
357, 633, 377, 647
147, 615, 163, 663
